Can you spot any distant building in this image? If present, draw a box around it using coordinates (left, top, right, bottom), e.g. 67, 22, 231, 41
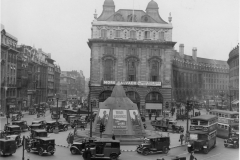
228, 44, 239, 107
1, 24, 19, 113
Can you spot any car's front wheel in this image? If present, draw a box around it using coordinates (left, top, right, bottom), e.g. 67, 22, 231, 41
38, 148, 44, 156
71, 148, 78, 155
110, 153, 118, 160
162, 147, 169, 154
142, 148, 150, 156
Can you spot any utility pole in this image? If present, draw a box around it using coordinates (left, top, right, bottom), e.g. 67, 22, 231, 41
22, 136, 25, 160
186, 100, 190, 133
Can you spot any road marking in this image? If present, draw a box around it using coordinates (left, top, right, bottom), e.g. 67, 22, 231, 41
199, 153, 222, 160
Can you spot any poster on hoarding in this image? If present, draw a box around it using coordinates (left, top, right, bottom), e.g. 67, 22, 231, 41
97, 109, 110, 126
113, 110, 127, 129
129, 110, 141, 129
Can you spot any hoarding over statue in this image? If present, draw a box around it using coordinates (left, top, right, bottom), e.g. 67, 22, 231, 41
93, 82, 145, 137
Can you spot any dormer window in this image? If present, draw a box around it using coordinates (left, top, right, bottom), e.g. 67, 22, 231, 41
130, 30, 136, 39
101, 29, 107, 38
159, 31, 165, 41
115, 30, 121, 38
144, 31, 150, 39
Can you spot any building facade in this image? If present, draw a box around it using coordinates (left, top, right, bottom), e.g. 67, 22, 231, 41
1, 25, 19, 113
54, 64, 61, 95
88, 0, 175, 114
228, 44, 239, 104
46, 57, 55, 102
172, 45, 229, 103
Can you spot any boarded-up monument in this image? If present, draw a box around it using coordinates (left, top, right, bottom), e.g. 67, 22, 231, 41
93, 82, 145, 138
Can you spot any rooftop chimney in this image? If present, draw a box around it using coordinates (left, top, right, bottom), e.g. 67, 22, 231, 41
179, 44, 184, 58
192, 47, 197, 61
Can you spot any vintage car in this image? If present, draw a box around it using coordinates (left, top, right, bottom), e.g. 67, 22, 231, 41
70, 138, 96, 155
51, 111, 60, 119
151, 119, 183, 133
12, 120, 30, 131
29, 107, 36, 115
71, 119, 87, 129
11, 114, 21, 121
6, 135, 22, 147
46, 121, 57, 133
0, 138, 17, 156
58, 121, 69, 131
29, 124, 45, 131
4, 125, 21, 135
136, 136, 170, 155
82, 138, 121, 160
26, 130, 55, 156
37, 108, 45, 118
224, 132, 239, 148
32, 120, 46, 128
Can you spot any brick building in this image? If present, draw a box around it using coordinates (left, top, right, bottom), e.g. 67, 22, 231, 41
88, 0, 175, 114
1, 24, 19, 113
228, 44, 239, 107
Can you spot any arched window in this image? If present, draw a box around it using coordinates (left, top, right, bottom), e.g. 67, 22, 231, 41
101, 29, 107, 38
145, 92, 163, 103
127, 60, 137, 81
99, 91, 112, 102
104, 59, 114, 80
150, 61, 159, 81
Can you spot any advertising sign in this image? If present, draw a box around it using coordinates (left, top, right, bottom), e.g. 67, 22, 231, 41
113, 110, 127, 129
129, 110, 141, 129
103, 81, 161, 86
96, 109, 110, 126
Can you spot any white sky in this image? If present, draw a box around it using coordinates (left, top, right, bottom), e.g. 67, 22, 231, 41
1, 0, 239, 78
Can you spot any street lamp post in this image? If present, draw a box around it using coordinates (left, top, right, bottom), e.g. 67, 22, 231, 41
55, 94, 59, 131
22, 136, 25, 160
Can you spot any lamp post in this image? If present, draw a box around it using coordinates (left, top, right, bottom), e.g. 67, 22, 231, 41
55, 93, 59, 132
22, 135, 25, 160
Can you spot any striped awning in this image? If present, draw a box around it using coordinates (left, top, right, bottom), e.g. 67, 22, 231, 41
232, 99, 239, 104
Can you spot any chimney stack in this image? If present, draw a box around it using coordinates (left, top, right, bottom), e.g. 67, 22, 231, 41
179, 44, 184, 58
192, 47, 197, 61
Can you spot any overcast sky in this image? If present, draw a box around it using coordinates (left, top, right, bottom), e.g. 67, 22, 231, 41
1, 0, 239, 78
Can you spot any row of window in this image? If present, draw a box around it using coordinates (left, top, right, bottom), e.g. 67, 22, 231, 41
229, 79, 239, 88
217, 124, 229, 130
101, 29, 165, 40
204, 84, 228, 90
1, 35, 17, 49
204, 73, 228, 79
229, 58, 239, 68
209, 112, 239, 118
229, 68, 239, 77
204, 79, 228, 84
103, 59, 160, 81
6, 89, 16, 97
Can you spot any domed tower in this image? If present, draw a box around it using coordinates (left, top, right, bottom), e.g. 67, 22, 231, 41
146, 0, 167, 23
98, 0, 115, 21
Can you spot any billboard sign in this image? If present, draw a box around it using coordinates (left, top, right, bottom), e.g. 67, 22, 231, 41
113, 110, 127, 129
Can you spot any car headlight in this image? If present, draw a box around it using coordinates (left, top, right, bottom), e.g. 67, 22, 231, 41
234, 141, 236, 143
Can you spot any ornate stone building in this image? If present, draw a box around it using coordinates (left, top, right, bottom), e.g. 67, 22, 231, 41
228, 44, 239, 104
172, 45, 229, 103
88, 0, 175, 114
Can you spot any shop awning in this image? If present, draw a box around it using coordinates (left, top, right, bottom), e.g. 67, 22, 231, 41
232, 99, 239, 104
146, 103, 162, 110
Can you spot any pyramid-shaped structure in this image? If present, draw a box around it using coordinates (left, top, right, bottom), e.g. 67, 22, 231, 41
93, 83, 145, 137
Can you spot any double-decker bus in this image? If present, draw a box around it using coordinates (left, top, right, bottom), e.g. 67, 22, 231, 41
209, 109, 239, 138
187, 115, 218, 154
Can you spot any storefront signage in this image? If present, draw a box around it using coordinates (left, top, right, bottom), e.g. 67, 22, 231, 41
190, 124, 216, 132
103, 81, 161, 86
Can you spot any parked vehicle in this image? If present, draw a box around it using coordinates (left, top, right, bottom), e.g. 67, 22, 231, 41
224, 132, 239, 148
29, 124, 45, 131
26, 130, 55, 156
4, 125, 21, 135
12, 120, 30, 131
136, 136, 170, 155
151, 119, 183, 132
0, 138, 17, 156
32, 120, 46, 128
70, 142, 84, 155
46, 121, 57, 133
51, 110, 60, 119
82, 138, 121, 160
6, 135, 22, 147
29, 108, 36, 115
11, 114, 21, 121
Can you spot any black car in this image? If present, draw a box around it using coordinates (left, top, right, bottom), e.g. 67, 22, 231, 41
45, 121, 57, 133
26, 130, 55, 156
70, 138, 96, 155
46, 121, 69, 132
6, 135, 22, 147
29, 124, 45, 131
32, 120, 46, 128
4, 125, 21, 135
224, 132, 239, 148
58, 121, 69, 131
137, 136, 170, 155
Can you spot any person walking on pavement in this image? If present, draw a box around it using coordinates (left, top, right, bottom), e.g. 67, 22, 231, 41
112, 134, 115, 140
189, 151, 197, 160
179, 132, 184, 145
74, 126, 77, 135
